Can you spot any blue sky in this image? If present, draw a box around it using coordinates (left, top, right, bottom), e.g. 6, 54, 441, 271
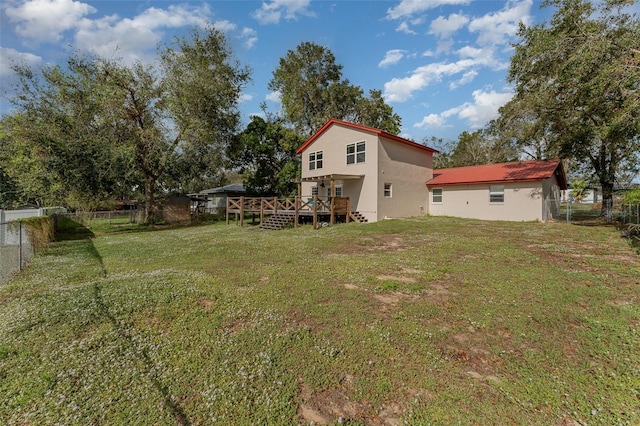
0, 0, 556, 143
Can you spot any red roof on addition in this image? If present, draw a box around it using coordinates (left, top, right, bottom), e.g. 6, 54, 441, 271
296, 119, 439, 155
427, 159, 567, 189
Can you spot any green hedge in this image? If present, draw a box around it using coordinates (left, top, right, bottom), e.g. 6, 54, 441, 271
17, 216, 55, 253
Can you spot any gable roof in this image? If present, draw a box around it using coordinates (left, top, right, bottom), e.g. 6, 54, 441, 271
295, 119, 439, 155
427, 159, 568, 189
198, 183, 246, 195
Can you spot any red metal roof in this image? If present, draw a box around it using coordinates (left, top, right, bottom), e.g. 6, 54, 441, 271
295, 119, 439, 155
427, 159, 568, 189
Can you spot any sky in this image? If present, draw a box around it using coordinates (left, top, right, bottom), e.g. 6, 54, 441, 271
0, 0, 558, 143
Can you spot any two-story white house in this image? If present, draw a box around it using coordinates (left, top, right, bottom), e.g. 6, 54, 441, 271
295, 119, 438, 223
296, 119, 568, 223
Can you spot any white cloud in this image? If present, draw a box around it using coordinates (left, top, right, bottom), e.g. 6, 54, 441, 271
73, 4, 211, 64
416, 88, 512, 130
468, 0, 533, 47
449, 70, 478, 89
378, 49, 406, 68
429, 13, 469, 38
386, 0, 470, 20
241, 28, 258, 49
239, 93, 253, 103
384, 58, 486, 102
0, 47, 42, 78
266, 90, 282, 103
414, 113, 450, 129
4, 0, 96, 42
457, 89, 513, 127
253, 0, 314, 25
414, 88, 512, 130
214, 20, 237, 33
395, 21, 417, 35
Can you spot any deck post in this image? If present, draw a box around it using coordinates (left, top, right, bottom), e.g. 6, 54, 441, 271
273, 197, 278, 215
226, 198, 230, 224
240, 196, 245, 227
313, 195, 318, 229
294, 196, 299, 228
346, 198, 351, 223
260, 199, 264, 225
330, 196, 335, 225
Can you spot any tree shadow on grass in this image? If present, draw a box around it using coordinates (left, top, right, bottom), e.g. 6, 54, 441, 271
54, 215, 191, 424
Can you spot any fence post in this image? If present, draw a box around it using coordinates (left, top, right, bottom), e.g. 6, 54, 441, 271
18, 222, 23, 271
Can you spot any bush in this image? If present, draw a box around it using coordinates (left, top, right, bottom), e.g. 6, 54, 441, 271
621, 188, 640, 205
17, 216, 55, 253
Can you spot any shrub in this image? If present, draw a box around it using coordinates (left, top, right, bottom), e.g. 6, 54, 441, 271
17, 216, 55, 253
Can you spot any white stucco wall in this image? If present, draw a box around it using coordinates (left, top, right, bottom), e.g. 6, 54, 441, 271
377, 137, 432, 220
299, 124, 380, 222
428, 180, 555, 221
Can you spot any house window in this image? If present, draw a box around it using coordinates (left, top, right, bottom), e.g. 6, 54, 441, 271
346, 141, 365, 164
490, 185, 504, 203
334, 186, 343, 197
309, 151, 323, 170
311, 186, 318, 196
432, 188, 443, 203
384, 183, 392, 198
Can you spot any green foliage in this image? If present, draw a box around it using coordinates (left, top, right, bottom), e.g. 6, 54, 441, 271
2, 26, 250, 221
228, 115, 302, 196
449, 129, 518, 167
500, 0, 640, 208
569, 180, 591, 201
621, 188, 640, 205
269, 42, 401, 136
17, 216, 54, 252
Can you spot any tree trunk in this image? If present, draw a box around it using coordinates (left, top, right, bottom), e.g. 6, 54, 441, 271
144, 176, 157, 224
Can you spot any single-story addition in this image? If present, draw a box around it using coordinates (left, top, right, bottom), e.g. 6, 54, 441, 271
296, 119, 438, 223
426, 160, 568, 222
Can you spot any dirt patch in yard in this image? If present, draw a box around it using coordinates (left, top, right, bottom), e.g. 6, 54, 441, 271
297, 379, 405, 425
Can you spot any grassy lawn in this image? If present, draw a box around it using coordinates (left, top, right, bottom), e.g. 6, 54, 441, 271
1, 217, 638, 425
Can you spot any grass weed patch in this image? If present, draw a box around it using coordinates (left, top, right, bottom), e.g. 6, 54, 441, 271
1, 217, 638, 425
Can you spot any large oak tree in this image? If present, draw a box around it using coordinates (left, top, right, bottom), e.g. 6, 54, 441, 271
501, 0, 640, 209
269, 41, 401, 137
3, 26, 250, 222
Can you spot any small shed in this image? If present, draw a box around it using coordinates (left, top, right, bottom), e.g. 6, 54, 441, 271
193, 184, 246, 214
161, 194, 191, 224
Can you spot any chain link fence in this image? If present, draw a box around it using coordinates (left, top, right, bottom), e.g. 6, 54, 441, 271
563, 200, 640, 224
0, 221, 33, 285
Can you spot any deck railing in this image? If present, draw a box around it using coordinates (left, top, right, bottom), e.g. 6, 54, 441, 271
226, 196, 352, 228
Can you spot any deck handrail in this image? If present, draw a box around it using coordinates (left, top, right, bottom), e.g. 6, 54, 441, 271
226, 195, 352, 228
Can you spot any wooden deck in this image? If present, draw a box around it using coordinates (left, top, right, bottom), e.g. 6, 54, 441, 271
226, 196, 361, 229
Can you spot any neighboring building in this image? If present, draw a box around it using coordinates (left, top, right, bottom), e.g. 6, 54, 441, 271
426, 160, 568, 222
193, 184, 247, 214
161, 194, 191, 224
296, 119, 438, 223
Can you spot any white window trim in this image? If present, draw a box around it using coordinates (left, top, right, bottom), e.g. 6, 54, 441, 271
489, 185, 505, 204
346, 141, 366, 165
309, 150, 323, 171
311, 186, 318, 196
333, 185, 343, 197
384, 183, 392, 198
432, 188, 443, 204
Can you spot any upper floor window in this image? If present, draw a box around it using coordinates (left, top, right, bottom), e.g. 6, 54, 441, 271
489, 185, 504, 203
346, 141, 366, 164
309, 151, 323, 170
